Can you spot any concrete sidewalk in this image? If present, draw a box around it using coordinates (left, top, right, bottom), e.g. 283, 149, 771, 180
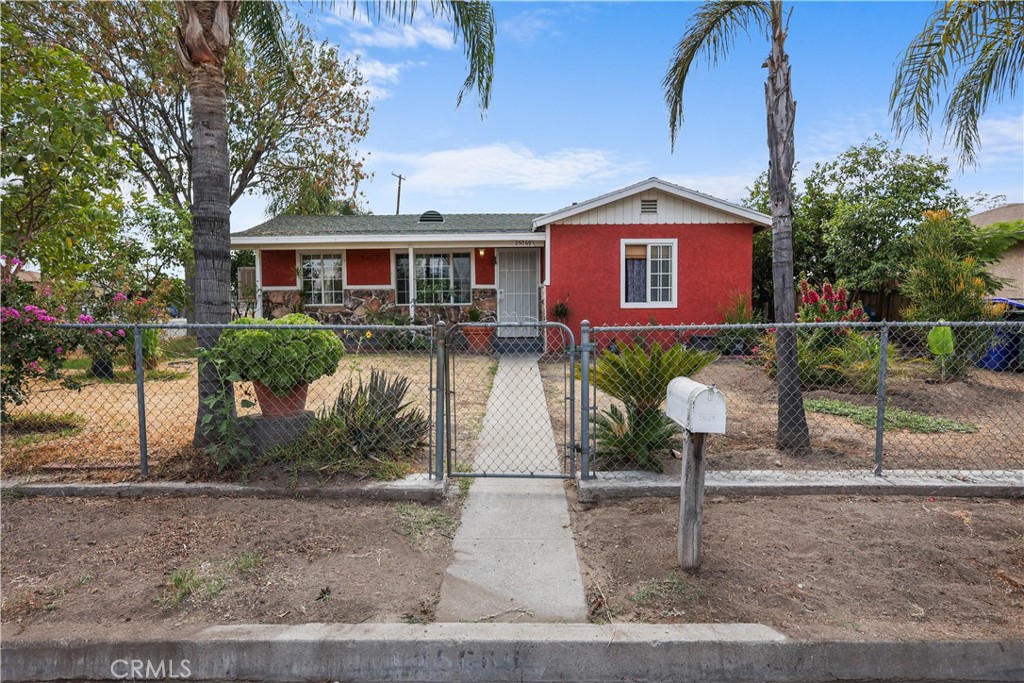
436, 355, 587, 623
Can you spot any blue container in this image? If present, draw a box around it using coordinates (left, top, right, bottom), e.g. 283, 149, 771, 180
977, 328, 1019, 371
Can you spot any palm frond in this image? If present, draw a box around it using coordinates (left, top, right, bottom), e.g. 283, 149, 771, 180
237, 0, 294, 90
890, 1, 1024, 168
663, 0, 772, 150
430, 0, 495, 111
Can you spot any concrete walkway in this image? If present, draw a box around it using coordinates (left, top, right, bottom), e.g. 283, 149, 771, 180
436, 355, 588, 623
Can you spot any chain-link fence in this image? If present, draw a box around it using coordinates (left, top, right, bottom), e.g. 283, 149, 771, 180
443, 322, 576, 478
5, 319, 1022, 485
1, 322, 438, 482
583, 320, 1024, 481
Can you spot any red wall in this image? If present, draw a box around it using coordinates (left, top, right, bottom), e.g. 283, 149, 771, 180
474, 248, 495, 286
261, 250, 297, 287
346, 249, 392, 286
547, 223, 754, 337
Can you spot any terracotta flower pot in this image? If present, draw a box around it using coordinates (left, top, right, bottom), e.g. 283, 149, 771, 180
462, 325, 493, 353
253, 381, 309, 418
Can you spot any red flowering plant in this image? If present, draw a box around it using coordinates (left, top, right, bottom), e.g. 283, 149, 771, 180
0, 256, 81, 420
753, 278, 883, 393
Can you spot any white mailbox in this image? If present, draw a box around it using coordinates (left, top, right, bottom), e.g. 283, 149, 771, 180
666, 377, 727, 434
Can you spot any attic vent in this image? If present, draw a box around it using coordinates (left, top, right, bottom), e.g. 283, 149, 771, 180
419, 210, 444, 223
640, 199, 658, 214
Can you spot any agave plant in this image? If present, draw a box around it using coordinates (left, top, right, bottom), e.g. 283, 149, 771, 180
327, 369, 430, 462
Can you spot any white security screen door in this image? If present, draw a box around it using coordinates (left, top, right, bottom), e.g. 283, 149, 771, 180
496, 248, 540, 338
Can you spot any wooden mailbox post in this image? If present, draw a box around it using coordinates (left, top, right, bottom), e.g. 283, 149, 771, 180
666, 378, 727, 570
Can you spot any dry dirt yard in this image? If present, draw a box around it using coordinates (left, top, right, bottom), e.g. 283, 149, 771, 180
571, 493, 1024, 640
0, 495, 460, 635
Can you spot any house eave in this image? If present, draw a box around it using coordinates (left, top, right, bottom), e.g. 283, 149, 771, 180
531, 177, 772, 229
230, 232, 547, 250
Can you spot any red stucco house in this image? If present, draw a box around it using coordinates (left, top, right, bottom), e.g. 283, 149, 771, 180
229, 178, 770, 343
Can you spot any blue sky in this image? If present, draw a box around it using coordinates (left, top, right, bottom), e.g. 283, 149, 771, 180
232, 1, 1024, 231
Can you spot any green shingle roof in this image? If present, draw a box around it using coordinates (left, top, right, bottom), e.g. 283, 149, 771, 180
233, 213, 543, 237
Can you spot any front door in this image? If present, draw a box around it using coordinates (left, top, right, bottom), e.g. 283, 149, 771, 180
496, 249, 540, 338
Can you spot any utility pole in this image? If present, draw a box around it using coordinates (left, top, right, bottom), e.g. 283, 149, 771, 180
392, 172, 405, 215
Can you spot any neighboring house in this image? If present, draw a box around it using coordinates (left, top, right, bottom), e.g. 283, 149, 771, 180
970, 203, 1024, 300
229, 177, 770, 343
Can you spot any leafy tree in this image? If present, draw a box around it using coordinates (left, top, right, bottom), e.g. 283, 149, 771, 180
8, 1, 370, 214
0, 20, 126, 283
891, 1, 1024, 167
664, 0, 810, 450
746, 138, 980, 317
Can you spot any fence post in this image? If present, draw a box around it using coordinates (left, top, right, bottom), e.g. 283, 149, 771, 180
433, 321, 446, 482
873, 321, 889, 477
133, 326, 149, 478
580, 320, 592, 480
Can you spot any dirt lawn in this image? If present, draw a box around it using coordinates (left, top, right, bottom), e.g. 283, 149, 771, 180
1, 495, 460, 635
572, 493, 1024, 640
3, 352, 495, 481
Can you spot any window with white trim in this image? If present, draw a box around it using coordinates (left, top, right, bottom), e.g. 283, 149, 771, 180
395, 252, 471, 305
301, 253, 344, 305
621, 240, 677, 307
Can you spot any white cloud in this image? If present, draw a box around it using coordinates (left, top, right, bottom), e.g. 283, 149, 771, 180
371, 143, 639, 194
328, 6, 455, 51
339, 49, 424, 101
662, 170, 766, 205
977, 113, 1024, 166
502, 9, 562, 46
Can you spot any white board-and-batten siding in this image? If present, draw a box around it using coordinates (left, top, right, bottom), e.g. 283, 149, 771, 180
554, 190, 748, 226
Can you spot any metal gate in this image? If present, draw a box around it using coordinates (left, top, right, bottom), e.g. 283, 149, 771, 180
442, 322, 576, 478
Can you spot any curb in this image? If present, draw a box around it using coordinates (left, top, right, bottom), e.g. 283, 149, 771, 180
0, 475, 446, 503
1, 623, 1020, 682
577, 469, 1024, 503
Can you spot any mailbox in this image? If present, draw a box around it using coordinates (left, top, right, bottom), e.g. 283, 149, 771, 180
666, 377, 726, 434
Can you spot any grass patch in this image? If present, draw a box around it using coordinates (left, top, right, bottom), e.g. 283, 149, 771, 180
61, 356, 91, 371
452, 461, 474, 495
158, 551, 265, 609
4, 412, 86, 447
805, 398, 979, 434
396, 503, 457, 550
631, 573, 706, 608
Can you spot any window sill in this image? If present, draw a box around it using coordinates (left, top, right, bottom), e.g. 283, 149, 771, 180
620, 302, 678, 309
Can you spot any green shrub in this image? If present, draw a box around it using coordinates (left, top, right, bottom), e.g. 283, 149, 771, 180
753, 328, 890, 393
210, 313, 344, 395
594, 404, 677, 473
589, 343, 716, 471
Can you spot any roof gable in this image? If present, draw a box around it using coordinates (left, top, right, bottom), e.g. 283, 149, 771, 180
532, 177, 771, 228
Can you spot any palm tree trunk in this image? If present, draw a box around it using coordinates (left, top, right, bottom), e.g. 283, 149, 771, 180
189, 60, 234, 446
765, 2, 810, 451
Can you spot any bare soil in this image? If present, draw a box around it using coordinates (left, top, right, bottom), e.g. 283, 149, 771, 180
576, 357, 1024, 476
571, 493, 1024, 640
2, 352, 494, 483
0, 495, 460, 635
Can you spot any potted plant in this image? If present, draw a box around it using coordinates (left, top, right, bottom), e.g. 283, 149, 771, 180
550, 295, 570, 324
462, 307, 494, 353
210, 313, 344, 417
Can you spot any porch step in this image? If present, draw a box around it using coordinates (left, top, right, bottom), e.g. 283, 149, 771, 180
490, 337, 544, 354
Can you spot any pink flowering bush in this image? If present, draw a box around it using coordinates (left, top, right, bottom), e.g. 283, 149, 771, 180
0, 259, 80, 419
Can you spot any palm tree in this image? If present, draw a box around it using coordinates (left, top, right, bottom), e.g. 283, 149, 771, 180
663, 0, 810, 451
891, 1, 1024, 168
172, 1, 495, 445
